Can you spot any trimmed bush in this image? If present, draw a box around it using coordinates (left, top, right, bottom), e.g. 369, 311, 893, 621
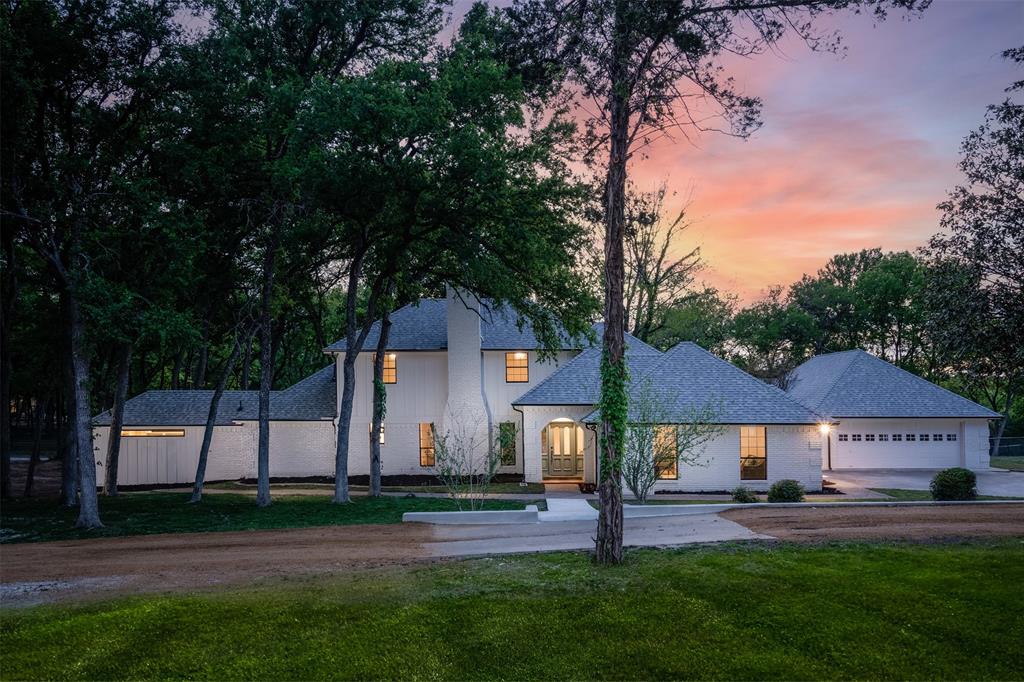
731, 486, 759, 503
930, 467, 977, 501
767, 479, 805, 503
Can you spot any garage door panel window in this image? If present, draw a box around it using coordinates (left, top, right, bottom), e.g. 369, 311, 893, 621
946, 434, 957, 441
892, 433, 902, 442
865, 434, 876, 442
906, 434, 916, 441
838, 434, 849, 442
740, 426, 767, 480
920, 434, 930, 442
933, 433, 943, 442
878, 434, 889, 442
851, 434, 862, 442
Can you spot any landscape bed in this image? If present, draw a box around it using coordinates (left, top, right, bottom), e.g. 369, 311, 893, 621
0, 493, 528, 544
1, 541, 1022, 680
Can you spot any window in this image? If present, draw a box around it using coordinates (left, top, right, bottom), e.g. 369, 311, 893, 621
933, 434, 943, 442
879, 434, 889, 442
865, 434, 876, 442
906, 434, 916, 442
740, 426, 767, 480
892, 433, 903, 442
499, 422, 517, 466
838, 434, 849, 442
947, 433, 957, 442
122, 429, 185, 437
372, 353, 397, 384
655, 426, 678, 480
369, 423, 385, 445
419, 423, 435, 467
852, 434, 863, 442
920, 434, 930, 442
505, 352, 529, 382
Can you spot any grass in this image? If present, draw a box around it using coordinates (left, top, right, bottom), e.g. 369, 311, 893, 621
0, 493, 527, 544
992, 456, 1024, 471
2, 541, 1022, 680
871, 488, 1024, 501
206, 480, 548, 494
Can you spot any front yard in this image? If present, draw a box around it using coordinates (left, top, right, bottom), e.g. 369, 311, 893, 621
2, 541, 1021, 680
991, 456, 1024, 471
0, 493, 527, 544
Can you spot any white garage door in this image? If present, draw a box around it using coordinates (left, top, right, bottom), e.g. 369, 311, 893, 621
831, 422, 961, 469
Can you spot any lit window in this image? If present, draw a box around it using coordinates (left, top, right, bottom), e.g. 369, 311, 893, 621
838, 434, 849, 442
419, 423, 435, 467
505, 352, 529, 383
122, 429, 185, 437
947, 433, 957, 442
655, 425, 678, 480
892, 434, 903, 442
740, 426, 767, 480
369, 423, 385, 445
852, 434, 862, 442
865, 434, 876, 442
906, 434, 916, 442
498, 422, 517, 466
879, 434, 889, 442
920, 434, 930, 442
372, 353, 397, 384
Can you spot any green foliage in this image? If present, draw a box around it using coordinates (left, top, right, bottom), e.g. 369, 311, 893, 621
731, 485, 759, 503
767, 479, 805, 503
2, 543, 1022, 679
598, 349, 629, 478
930, 468, 978, 501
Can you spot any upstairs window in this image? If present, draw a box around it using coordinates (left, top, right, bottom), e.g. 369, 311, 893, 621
740, 426, 767, 480
655, 426, 678, 480
419, 423, 435, 467
371, 353, 397, 384
505, 352, 529, 382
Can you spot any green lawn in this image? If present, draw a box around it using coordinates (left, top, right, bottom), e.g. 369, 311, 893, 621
2, 541, 1022, 680
991, 456, 1024, 472
206, 480, 548, 494
0, 493, 527, 544
871, 488, 1024, 501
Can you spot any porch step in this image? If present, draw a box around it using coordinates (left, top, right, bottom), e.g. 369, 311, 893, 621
539, 498, 598, 523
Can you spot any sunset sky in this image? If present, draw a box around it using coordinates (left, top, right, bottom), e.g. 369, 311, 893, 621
456, 0, 1022, 302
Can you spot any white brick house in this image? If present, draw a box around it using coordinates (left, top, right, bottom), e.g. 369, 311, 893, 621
94, 290, 998, 490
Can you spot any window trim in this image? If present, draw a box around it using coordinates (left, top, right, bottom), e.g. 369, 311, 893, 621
505, 352, 529, 383
740, 425, 767, 481
419, 423, 435, 467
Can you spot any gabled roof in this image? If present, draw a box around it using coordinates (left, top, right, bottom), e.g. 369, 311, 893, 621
512, 331, 662, 406
582, 342, 823, 424
787, 349, 1000, 419
323, 298, 581, 352
93, 365, 336, 426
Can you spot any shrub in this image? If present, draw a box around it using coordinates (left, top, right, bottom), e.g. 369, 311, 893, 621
767, 479, 805, 503
930, 467, 977, 501
731, 486, 759, 503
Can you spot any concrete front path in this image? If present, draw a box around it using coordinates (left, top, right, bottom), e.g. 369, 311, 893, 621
541, 498, 598, 522
828, 469, 1024, 497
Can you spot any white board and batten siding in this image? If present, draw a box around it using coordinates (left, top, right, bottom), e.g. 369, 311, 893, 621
825, 418, 991, 470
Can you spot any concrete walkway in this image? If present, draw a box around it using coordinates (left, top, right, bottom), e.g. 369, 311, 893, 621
828, 469, 1024, 497
541, 498, 598, 522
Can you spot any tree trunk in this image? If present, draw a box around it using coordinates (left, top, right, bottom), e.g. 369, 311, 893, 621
171, 350, 182, 390
241, 336, 252, 390
334, 350, 357, 503
0, 223, 16, 500
59, 294, 78, 507
595, 1, 630, 565
103, 342, 132, 496
24, 399, 46, 497
191, 328, 248, 503
194, 339, 209, 389
990, 389, 1013, 458
256, 236, 278, 508
369, 306, 393, 498
67, 290, 102, 528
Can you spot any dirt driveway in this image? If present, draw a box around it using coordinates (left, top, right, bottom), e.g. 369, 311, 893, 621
3, 504, 1022, 607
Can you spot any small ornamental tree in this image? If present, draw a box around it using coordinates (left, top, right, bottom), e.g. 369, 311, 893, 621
432, 412, 516, 511
622, 380, 724, 503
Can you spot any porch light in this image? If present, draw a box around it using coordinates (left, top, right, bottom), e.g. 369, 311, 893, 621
818, 423, 832, 435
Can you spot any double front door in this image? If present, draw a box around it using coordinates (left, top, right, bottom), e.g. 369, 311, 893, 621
543, 422, 584, 479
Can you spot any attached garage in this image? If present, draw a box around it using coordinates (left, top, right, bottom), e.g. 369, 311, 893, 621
788, 350, 999, 471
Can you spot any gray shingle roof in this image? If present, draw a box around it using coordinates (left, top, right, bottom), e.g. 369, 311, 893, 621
582, 342, 823, 424
324, 298, 581, 352
93, 365, 336, 426
787, 349, 1000, 419
512, 331, 662, 406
